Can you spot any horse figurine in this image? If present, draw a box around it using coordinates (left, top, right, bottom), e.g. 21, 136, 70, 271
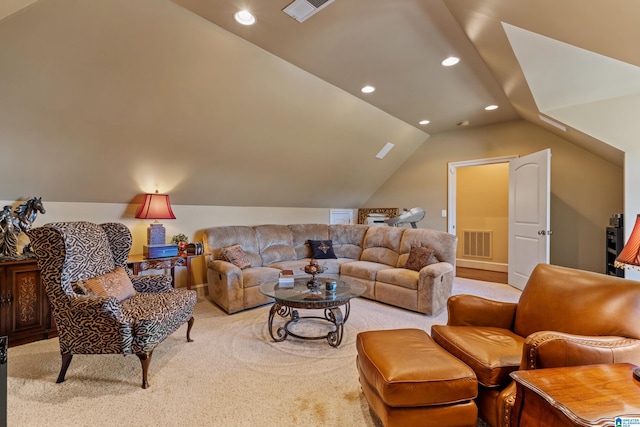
13, 196, 46, 233
0, 197, 46, 259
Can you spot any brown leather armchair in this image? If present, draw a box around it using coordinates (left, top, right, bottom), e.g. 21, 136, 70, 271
431, 263, 640, 427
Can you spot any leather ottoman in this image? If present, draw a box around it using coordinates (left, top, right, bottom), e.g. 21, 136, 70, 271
356, 328, 478, 427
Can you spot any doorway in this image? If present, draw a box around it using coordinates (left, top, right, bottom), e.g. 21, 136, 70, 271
448, 150, 552, 289
448, 156, 515, 279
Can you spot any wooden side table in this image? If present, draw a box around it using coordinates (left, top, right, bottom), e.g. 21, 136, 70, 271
127, 253, 199, 290
510, 363, 640, 426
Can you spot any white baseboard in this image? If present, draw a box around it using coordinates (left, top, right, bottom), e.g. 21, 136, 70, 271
456, 259, 508, 273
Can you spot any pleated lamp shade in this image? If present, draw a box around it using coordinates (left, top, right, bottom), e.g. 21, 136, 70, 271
136, 191, 176, 246
615, 214, 640, 269
135, 192, 176, 220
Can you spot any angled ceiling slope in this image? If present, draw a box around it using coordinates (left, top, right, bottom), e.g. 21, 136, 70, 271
443, 0, 634, 166
172, 0, 518, 134
0, 0, 38, 20
504, 23, 640, 154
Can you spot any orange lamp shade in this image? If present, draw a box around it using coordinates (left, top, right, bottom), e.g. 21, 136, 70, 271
135, 192, 176, 220
615, 214, 640, 269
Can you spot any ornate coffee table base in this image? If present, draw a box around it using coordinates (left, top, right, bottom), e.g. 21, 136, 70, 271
267, 301, 351, 347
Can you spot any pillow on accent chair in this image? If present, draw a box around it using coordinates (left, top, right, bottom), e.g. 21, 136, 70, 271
76, 266, 136, 301
222, 244, 251, 269
308, 240, 337, 259
405, 245, 439, 272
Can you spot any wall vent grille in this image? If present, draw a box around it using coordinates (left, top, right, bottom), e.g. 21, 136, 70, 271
463, 230, 492, 258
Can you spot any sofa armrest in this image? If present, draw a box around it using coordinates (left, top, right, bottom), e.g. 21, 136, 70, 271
67, 296, 127, 342
418, 261, 452, 281
207, 259, 244, 313
209, 259, 242, 277
130, 274, 173, 293
70, 295, 123, 319
522, 331, 640, 370
447, 294, 517, 328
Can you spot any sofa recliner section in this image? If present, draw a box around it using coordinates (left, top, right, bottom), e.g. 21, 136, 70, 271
202, 223, 458, 315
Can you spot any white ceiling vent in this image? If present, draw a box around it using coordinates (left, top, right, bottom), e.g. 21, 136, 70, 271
283, 0, 335, 23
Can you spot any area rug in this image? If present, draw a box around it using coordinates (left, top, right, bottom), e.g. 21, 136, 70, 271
6, 277, 520, 426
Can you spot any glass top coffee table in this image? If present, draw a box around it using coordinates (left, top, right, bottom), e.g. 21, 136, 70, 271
259, 277, 366, 347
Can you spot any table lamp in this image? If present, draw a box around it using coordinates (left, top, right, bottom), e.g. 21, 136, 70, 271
135, 190, 176, 246
614, 214, 640, 270
615, 213, 640, 381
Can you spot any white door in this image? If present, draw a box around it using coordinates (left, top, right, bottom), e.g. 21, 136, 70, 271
508, 149, 551, 290
329, 209, 354, 224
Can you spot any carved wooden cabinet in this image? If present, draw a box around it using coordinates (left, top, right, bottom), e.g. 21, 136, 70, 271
0, 259, 56, 347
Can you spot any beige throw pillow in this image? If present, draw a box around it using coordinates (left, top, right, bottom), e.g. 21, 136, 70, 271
222, 244, 251, 269
405, 245, 439, 272
76, 266, 136, 301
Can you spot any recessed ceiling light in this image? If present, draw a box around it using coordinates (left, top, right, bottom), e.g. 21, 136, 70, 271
234, 10, 256, 25
441, 56, 460, 67
457, 120, 470, 127
361, 85, 375, 94
485, 105, 499, 111
419, 120, 430, 125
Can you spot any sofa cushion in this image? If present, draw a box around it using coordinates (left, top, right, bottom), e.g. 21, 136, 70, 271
431, 325, 524, 388
404, 245, 439, 271
254, 225, 296, 266
203, 225, 263, 267
398, 228, 458, 267
340, 260, 392, 281
329, 224, 368, 259
76, 266, 136, 301
222, 244, 251, 269
360, 226, 404, 266
120, 288, 197, 353
241, 267, 281, 289
308, 239, 337, 259
289, 224, 329, 259
376, 268, 419, 290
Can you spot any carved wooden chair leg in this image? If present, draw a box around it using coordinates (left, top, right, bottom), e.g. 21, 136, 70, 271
186, 316, 194, 342
136, 351, 153, 389
56, 353, 73, 384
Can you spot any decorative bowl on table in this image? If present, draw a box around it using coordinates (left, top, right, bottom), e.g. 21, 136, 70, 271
302, 259, 326, 293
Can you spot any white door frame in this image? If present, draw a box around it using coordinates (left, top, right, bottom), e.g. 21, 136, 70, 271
447, 155, 518, 235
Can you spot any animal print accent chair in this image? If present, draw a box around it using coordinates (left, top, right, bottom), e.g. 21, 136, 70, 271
28, 221, 197, 389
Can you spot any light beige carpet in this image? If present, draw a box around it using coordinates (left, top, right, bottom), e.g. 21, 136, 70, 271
7, 277, 520, 427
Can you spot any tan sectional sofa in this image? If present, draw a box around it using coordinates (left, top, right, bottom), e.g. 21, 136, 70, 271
202, 223, 458, 315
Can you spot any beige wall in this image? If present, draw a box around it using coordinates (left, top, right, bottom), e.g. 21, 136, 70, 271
0, 0, 426, 209
363, 119, 623, 273
456, 163, 509, 266
4, 119, 623, 289
2, 200, 347, 290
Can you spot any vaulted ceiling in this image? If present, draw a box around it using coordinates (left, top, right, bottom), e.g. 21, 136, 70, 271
174, 0, 634, 167
0, 0, 634, 206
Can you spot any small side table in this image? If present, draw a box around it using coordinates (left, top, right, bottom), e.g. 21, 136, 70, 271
127, 253, 199, 290
510, 363, 640, 426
